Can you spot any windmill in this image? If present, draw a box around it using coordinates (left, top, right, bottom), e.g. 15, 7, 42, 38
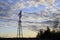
17, 10, 23, 38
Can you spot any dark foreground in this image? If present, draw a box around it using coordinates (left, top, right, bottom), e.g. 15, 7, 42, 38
0, 38, 60, 40
0, 38, 38, 40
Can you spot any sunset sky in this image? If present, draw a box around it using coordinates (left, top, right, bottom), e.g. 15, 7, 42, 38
0, 0, 60, 38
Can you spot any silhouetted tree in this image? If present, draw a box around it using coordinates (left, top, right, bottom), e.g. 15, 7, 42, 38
36, 29, 43, 38
36, 26, 60, 40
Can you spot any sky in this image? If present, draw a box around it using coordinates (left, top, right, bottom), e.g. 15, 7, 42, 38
0, 0, 60, 38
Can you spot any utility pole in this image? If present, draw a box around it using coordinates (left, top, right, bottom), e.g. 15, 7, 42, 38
17, 10, 23, 38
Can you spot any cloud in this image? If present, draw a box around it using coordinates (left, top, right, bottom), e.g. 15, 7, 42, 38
21, 6, 60, 31
26, 0, 55, 7
0, 0, 59, 30
0, 0, 56, 19
11, 0, 50, 10
0, 1, 9, 6
21, 12, 49, 31
8, 0, 58, 20
0, 1, 13, 19
11, 1, 25, 10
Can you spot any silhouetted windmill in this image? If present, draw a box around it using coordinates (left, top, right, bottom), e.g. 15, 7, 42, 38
17, 10, 23, 38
